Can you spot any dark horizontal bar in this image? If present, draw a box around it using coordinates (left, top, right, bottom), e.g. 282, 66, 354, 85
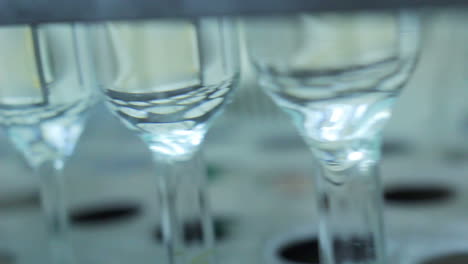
0, 0, 466, 25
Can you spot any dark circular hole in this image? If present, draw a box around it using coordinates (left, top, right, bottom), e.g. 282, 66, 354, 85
0, 192, 39, 210
278, 238, 319, 263
206, 164, 224, 182
421, 253, 468, 264
382, 140, 411, 156
0, 251, 15, 264
442, 150, 468, 163
277, 237, 373, 263
70, 202, 141, 226
384, 185, 454, 205
154, 216, 233, 244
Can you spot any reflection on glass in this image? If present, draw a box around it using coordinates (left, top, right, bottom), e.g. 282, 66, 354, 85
90, 18, 239, 264
245, 11, 420, 264
0, 24, 97, 264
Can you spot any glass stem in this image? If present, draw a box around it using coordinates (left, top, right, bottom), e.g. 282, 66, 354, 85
312, 137, 385, 264
152, 152, 216, 264
192, 153, 216, 264
35, 159, 74, 264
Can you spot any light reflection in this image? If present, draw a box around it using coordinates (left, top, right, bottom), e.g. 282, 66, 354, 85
329, 107, 345, 123
348, 151, 364, 161
354, 104, 368, 119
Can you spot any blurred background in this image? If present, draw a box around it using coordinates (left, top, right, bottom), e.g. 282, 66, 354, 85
0, 8, 467, 264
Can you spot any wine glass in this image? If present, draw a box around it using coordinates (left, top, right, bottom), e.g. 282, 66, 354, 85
244, 11, 420, 264
0, 23, 97, 263
88, 17, 239, 263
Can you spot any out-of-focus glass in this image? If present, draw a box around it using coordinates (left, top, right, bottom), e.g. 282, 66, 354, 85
0, 23, 97, 264
245, 11, 420, 264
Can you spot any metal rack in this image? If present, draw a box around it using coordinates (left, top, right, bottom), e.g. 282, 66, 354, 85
0, 0, 467, 25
